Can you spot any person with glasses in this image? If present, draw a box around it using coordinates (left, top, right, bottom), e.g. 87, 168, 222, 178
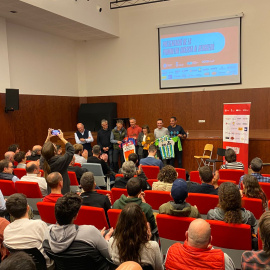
0, 159, 19, 182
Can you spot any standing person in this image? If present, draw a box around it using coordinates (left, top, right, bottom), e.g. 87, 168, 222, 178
97, 119, 113, 168
167, 116, 186, 168
137, 125, 155, 160
127, 118, 142, 155
41, 128, 74, 195
74, 123, 94, 156
110, 120, 127, 172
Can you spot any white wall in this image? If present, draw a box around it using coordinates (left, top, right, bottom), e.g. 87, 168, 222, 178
6, 22, 78, 96
79, 0, 270, 97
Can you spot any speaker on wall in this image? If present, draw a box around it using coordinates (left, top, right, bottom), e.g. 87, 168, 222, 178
78, 103, 117, 131
5, 88, 19, 113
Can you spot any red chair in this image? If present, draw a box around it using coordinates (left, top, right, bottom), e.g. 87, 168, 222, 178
68, 171, 79, 192
175, 168, 186, 180
141, 166, 160, 179
144, 190, 171, 210
13, 168, 26, 179
190, 171, 201, 184
0, 180, 16, 197
107, 209, 122, 228
259, 182, 270, 199
111, 188, 128, 201
13, 161, 18, 167
96, 190, 114, 204
219, 169, 244, 185
186, 193, 219, 215
262, 174, 270, 178
146, 179, 158, 187
74, 206, 109, 229
26, 160, 32, 164
218, 179, 236, 186
73, 163, 82, 168
36, 202, 56, 224
115, 174, 124, 178
15, 181, 43, 211
40, 170, 44, 177
242, 197, 264, 220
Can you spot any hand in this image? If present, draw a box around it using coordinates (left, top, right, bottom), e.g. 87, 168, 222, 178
106, 194, 112, 204
80, 138, 85, 142
25, 150, 31, 157
105, 147, 109, 151
117, 141, 122, 145
137, 164, 142, 175
101, 153, 108, 162
138, 191, 146, 203
147, 222, 152, 240
240, 190, 243, 198
82, 149, 88, 159
46, 128, 54, 142
103, 147, 107, 151
57, 129, 64, 139
178, 134, 182, 138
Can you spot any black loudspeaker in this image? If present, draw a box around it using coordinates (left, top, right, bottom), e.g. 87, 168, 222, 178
78, 103, 117, 131
5, 89, 19, 113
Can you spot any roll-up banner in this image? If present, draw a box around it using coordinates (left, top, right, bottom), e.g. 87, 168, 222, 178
223, 103, 251, 173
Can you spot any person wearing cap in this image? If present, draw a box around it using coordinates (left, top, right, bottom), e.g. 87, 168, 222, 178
159, 179, 201, 218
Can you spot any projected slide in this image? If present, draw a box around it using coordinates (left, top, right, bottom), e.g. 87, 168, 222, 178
159, 18, 241, 89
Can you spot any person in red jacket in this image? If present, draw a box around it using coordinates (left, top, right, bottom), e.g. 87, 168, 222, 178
165, 219, 235, 270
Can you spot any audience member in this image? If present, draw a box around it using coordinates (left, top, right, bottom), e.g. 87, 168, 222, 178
109, 203, 163, 270
27, 145, 42, 161
116, 261, 142, 270
164, 219, 235, 269
56, 145, 62, 155
139, 145, 164, 170
152, 165, 177, 191
0, 160, 19, 182
113, 178, 156, 231
220, 148, 244, 170
67, 156, 87, 184
4, 152, 15, 164
159, 179, 201, 218
14, 151, 26, 169
110, 120, 127, 172
74, 123, 94, 155
21, 161, 47, 197
207, 182, 257, 234
41, 128, 74, 194
241, 174, 267, 210
242, 211, 270, 269
114, 161, 136, 189
73, 143, 88, 164
80, 172, 111, 220
0, 190, 6, 215
43, 172, 63, 203
187, 166, 219, 195
0, 217, 9, 260
3, 193, 53, 269
7, 144, 20, 154
137, 125, 155, 159
97, 119, 113, 168
239, 157, 270, 188
43, 193, 113, 269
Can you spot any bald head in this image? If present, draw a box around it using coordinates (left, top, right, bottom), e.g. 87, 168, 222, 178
116, 261, 142, 270
186, 219, 211, 249
32, 145, 42, 152
4, 151, 15, 162
26, 161, 39, 174
77, 123, 84, 133
47, 172, 63, 189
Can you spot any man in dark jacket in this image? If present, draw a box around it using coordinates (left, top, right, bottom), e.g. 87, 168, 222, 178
67, 156, 88, 184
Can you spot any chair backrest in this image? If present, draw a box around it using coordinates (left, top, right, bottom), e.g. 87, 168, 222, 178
73, 163, 82, 168
219, 169, 244, 184
81, 163, 106, 187
262, 174, 270, 178
111, 188, 128, 201
13, 168, 26, 179
204, 144, 214, 152
15, 181, 43, 198
259, 182, 270, 199
107, 209, 122, 228
74, 205, 109, 229
68, 171, 79, 186
217, 148, 226, 157
115, 174, 124, 178
144, 190, 171, 210
40, 170, 44, 177
241, 197, 264, 220
218, 179, 236, 186
186, 193, 219, 215
0, 180, 16, 196
190, 171, 201, 184
175, 168, 186, 180
146, 179, 158, 187
37, 202, 56, 224
96, 189, 114, 204
141, 165, 160, 179
13, 161, 18, 167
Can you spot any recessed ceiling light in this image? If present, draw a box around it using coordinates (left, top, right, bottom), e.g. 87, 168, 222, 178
10, 11, 17, 13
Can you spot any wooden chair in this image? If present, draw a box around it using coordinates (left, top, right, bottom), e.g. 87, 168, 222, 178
175, 168, 186, 180
141, 165, 160, 179
144, 190, 171, 210
194, 144, 213, 170
219, 169, 244, 185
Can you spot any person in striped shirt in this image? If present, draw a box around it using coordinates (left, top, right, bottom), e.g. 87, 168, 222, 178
220, 148, 244, 170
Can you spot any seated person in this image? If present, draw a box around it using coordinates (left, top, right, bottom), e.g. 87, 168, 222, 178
239, 157, 270, 188
56, 145, 62, 156
207, 182, 256, 234
242, 211, 270, 269
0, 160, 19, 182
21, 161, 47, 197
27, 145, 42, 161
7, 144, 20, 154
159, 179, 201, 218
220, 148, 244, 170
187, 166, 219, 195
43, 172, 63, 203
114, 161, 136, 189
14, 151, 26, 169
67, 156, 88, 184
165, 219, 235, 270
73, 144, 88, 165
4, 152, 15, 165
80, 172, 111, 220
113, 178, 157, 231
3, 193, 53, 269
152, 165, 177, 192
139, 145, 164, 170
43, 193, 113, 269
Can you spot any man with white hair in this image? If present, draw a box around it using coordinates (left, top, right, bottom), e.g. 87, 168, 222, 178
27, 145, 42, 161
165, 219, 235, 269
74, 123, 94, 156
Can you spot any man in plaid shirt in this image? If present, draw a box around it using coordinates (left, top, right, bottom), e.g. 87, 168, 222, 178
239, 157, 270, 188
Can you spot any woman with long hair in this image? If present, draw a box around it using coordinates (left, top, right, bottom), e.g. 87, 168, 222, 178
41, 128, 74, 194
109, 203, 163, 270
207, 182, 256, 233
242, 175, 267, 210
137, 125, 155, 159
152, 165, 177, 191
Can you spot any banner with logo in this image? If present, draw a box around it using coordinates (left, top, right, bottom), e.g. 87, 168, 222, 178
223, 103, 251, 173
